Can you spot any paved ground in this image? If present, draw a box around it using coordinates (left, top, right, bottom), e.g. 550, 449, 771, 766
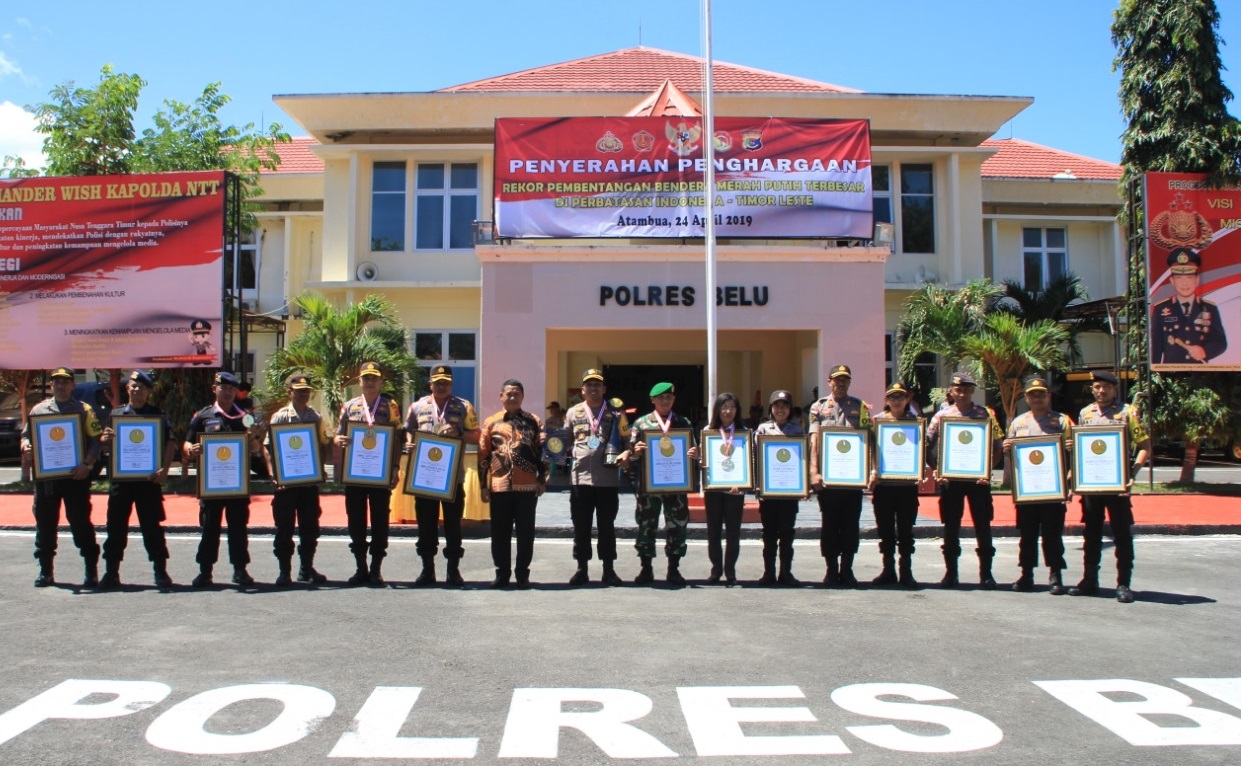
0, 532, 1238, 765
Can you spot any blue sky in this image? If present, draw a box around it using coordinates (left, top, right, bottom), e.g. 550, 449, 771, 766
2, 1, 1240, 169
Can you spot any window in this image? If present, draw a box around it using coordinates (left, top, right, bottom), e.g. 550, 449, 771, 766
883, 333, 896, 387
1022, 227, 1068, 291
900, 164, 935, 253
872, 165, 892, 226
369, 161, 479, 252
371, 162, 407, 251
415, 163, 478, 250
224, 229, 258, 294
413, 330, 478, 403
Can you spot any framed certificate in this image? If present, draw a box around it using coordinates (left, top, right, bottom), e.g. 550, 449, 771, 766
543, 427, 570, 466
342, 422, 396, 487
875, 420, 925, 482
937, 417, 993, 481
198, 432, 250, 498
640, 428, 694, 494
700, 428, 753, 490
269, 422, 324, 487
29, 413, 85, 480
817, 427, 870, 488
1072, 425, 1129, 494
405, 432, 464, 501
756, 434, 809, 498
1010, 435, 1067, 503
110, 416, 163, 481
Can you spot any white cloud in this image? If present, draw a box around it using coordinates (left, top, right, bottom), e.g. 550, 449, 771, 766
0, 101, 44, 170
0, 51, 20, 78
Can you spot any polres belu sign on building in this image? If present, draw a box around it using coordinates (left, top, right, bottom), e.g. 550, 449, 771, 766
494, 117, 872, 239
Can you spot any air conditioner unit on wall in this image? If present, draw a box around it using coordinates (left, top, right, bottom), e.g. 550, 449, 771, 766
356, 262, 379, 281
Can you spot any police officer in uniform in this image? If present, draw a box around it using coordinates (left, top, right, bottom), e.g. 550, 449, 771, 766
563, 369, 629, 586
404, 364, 480, 587
618, 382, 699, 586
868, 382, 922, 589
263, 373, 329, 586
1002, 376, 1073, 595
20, 366, 104, 587
1150, 248, 1227, 364
926, 372, 1004, 589
184, 371, 264, 588
98, 370, 177, 588
808, 364, 872, 587
335, 361, 404, 586
1070, 370, 1151, 603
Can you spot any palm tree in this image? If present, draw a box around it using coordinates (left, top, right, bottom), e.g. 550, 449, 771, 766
895, 278, 1005, 386
1149, 372, 1232, 483
1000, 273, 1107, 367
263, 292, 420, 427
960, 314, 1069, 426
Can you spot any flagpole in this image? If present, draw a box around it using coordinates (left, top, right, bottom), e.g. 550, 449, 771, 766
701, 0, 718, 410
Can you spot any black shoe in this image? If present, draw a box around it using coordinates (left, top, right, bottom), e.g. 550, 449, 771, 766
82, 568, 99, 588
1012, 571, 1034, 592
1068, 578, 1099, 597
231, 568, 255, 586
872, 568, 898, 586
1116, 585, 1135, 603
347, 569, 370, 587
837, 569, 858, 588
758, 571, 777, 586
153, 568, 173, 588
490, 575, 510, 589
706, 571, 722, 585
192, 571, 213, 588
34, 571, 54, 588
569, 568, 590, 586
899, 570, 919, 589
414, 567, 437, 587
98, 571, 121, 589
602, 566, 624, 586
1048, 571, 1066, 596
939, 571, 960, 588
297, 566, 327, 584
725, 574, 738, 587
979, 572, 998, 590
516, 573, 531, 589
666, 567, 686, 586
275, 570, 293, 587
634, 564, 655, 585
778, 571, 801, 587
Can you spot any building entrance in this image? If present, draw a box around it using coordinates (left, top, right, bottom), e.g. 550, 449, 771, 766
603, 364, 706, 430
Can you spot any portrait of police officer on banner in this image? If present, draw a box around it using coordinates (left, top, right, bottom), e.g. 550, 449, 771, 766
1150, 247, 1227, 365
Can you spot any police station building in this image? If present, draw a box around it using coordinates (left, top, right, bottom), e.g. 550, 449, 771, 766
248, 47, 1125, 413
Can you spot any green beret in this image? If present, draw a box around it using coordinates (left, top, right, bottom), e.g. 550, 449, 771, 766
649, 382, 675, 397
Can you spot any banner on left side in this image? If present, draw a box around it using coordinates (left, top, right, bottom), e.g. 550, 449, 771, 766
0, 171, 226, 369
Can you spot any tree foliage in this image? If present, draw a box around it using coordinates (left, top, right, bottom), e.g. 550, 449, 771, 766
894, 278, 1005, 386
263, 293, 421, 428
1001, 272, 1106, 367
960, 314, 1069, 425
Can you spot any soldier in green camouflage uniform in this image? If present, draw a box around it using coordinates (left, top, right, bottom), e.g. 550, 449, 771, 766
619, 382, 699, 585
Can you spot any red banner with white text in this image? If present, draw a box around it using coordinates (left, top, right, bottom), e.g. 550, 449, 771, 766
495, 117, 872, 239
0, 171, 226, 370
1144, 172, 1241, 371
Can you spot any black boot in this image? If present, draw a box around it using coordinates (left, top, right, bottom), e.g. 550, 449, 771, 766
490, 569, 511, 588
569, 562, 590, 586
940, 553, 959, 588
777, 554, 800, 587
1068, 570, 1099, 597
707, 565, 722, 585
191, 565, 213, 588
347, 553, 370, 587
445, 559, 465, 587
99, 561, 121, 589
414, 555, 437, 586
1048, 569, 1066, 596
978, 549, 997, 590
666, 556, 686, 586
1012, 567, 1034, 592
898, 555, 919, 589
823, 557, 839, 587
231, 566, 255, 586
759, 553, 777, 586
1116, 566, 1134, 603
837, 553, 858, 588
602, 561, 624, 586
297, 552, 327, 584
634, 556, 655, 585
34, 559, 54, 588
275, 557, 293, 587
724, 565, 737, 587
872, 554, 897, 586
153, 562, 173, 589
368, 557, 385, 586
83, 553, 100, 588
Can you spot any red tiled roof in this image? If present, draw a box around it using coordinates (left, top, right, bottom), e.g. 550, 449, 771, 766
981, 138, 1121, 181
261, 136, 323, 175
439, 46, 860, 94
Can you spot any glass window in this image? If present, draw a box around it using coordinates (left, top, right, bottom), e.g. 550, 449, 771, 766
371, 162, 406, 251
900, 164, 934, 253
414, 162, 478, 251
224, 230, 258, 293
1021, 227, 1069, 291
872, 165, 892, 225
448, 333, 476, 361
415, 333, 443, 361
413, 330, 479, 403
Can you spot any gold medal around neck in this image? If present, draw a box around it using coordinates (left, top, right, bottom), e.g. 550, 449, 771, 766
361, 428, 378, 450
720, 443, 733, 457
659, 436, 675, 457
